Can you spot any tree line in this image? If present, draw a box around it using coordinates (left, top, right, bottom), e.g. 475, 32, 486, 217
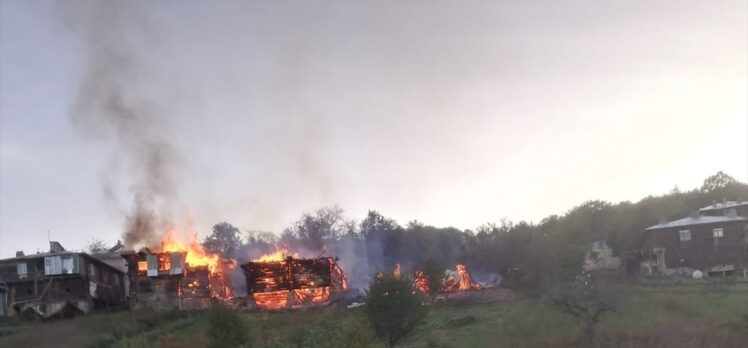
196, 171, 747, 291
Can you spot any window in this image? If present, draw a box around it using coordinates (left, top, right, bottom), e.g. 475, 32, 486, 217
713, 228, 724, 238
17, 263, 28, 278
45, 256, 62, 275
137, 261, 147, 272
61, 256, 75, 274
679, 230, 691, 242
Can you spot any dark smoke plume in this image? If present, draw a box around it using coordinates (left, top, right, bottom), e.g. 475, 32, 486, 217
61, 1, 181, 247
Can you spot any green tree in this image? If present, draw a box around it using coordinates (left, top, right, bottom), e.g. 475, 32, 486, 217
203, 222, 242, 258
366, 273, 428, 347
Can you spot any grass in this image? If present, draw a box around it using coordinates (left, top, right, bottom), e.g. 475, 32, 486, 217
1, 283, 747, 348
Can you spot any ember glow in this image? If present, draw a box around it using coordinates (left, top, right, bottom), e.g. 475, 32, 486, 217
242, 249, 347, 310
413, 263, 482, 295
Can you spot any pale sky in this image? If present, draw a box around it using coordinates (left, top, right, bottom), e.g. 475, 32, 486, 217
1, 0, 746, 258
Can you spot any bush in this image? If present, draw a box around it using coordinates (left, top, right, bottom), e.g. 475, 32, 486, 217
334, 319, 379, 348
366, 273, 428, 347
206, 302, 250, 348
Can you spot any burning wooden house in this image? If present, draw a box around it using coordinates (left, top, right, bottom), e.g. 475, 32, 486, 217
123, 249, 234, 310
0, 242, 127, 319
241, 251, 347, 310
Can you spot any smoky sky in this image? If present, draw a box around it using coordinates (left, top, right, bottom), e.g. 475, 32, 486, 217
60, 1, 184, 248
0, 0, 746, 257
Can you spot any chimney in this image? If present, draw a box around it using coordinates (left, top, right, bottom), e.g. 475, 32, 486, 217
689, 211, 700, 219
658, 217, 667, 225
49, 241, 65, 253
15, 251, 25, 257
108, 240, 124, 253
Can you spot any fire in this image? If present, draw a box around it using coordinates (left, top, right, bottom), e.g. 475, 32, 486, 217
243, 251, 347, 310
252, 248, 299, 262
137, 261, 147, 271
413, 263, 481, 295
160, 226, 220, 272
455, 263, 481, 290
414, 270, 429, 293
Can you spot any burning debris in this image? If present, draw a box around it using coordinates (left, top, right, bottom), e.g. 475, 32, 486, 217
123, 228, 234, 310
410, 263, 482, 295
445, 264, 482, 292
240, 249, 347, 310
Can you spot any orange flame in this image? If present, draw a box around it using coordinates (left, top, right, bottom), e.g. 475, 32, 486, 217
248, 249, 346, 310
413, 263, 481, 294
455, 263, 482, 291
414, 270, 429, 293
160, 226, 220, 273
252, 248, 300, 262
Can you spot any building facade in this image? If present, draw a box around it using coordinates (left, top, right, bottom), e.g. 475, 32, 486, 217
0, 243, 127, 319
641, 212, 748, 277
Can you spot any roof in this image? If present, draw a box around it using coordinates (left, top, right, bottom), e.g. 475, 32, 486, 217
0, 251, 126, 274
700, 201, 748, 212
645, 215, 746, 230
0, 251, 82, 262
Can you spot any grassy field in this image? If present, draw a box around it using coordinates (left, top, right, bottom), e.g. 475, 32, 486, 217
1, 282, 747, 348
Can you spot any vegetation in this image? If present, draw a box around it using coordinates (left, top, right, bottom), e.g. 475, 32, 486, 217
202, 222, 243, 258
551, 272, 617, 348
421, 258, 446, 300
205, 301, 250, 348
1, 282, 747, 347
85, 238, 109, 254
199, 172, 748, 296
365, 273, 429, 347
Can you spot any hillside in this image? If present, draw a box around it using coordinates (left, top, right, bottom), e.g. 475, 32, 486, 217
1, 281, 747, 348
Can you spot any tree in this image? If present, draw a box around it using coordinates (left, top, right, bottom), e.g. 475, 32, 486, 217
701, 171, 737, 192
551, 272, 617, 348
85, 238, 109, 254
365, 273, 428, 347
284, 206, 353, 252
203, 222, 242, 258
360, 210, 402, 271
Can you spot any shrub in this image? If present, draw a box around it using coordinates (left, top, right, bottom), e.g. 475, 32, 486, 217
206, 302, 250, 348
366, 272, 428, 347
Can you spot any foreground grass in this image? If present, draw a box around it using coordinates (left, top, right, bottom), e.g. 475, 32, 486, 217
1, 283, 747, 348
